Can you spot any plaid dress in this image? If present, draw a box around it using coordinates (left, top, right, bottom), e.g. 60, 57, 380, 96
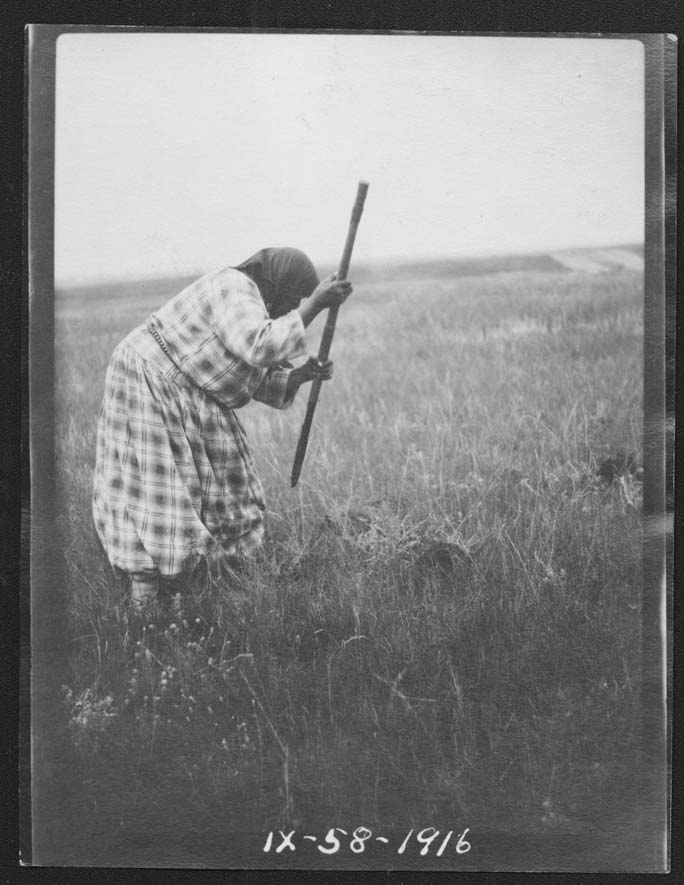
92, 267, 307, 577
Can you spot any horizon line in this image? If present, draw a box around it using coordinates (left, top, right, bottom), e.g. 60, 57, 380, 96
54, 240, 644, 289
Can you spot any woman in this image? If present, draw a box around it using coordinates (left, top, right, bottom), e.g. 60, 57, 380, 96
92, 247, 352, 610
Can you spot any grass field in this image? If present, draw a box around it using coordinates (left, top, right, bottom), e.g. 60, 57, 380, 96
52, 247, 647, 868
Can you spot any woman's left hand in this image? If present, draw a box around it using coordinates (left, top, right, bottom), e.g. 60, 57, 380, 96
302, 356, 333, 382
286, 357, 334, 400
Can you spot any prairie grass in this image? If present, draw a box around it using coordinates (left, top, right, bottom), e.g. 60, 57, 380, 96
52, 257, 645, 866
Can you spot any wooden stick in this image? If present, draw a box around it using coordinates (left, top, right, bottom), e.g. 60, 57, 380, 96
290, 180, 369, 487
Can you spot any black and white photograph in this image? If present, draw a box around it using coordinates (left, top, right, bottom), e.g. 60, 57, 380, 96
25, 27, 672, 870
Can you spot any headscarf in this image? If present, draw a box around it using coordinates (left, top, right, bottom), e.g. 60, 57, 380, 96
234, 247, 320, 316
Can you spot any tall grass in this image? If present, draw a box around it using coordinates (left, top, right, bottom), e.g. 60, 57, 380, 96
53, 263, 644, 866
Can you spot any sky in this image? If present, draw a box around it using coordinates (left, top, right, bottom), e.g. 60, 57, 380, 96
54, 33, 644, 285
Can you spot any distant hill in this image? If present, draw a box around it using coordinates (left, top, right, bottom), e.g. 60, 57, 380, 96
55, 244, 644, 304
55, 274, 198, 306
351, 251, 567, 283
351, 244, 643, 283
549, 246, 643, 274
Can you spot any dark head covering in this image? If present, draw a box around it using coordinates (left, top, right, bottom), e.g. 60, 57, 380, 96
235, 247, 320, 317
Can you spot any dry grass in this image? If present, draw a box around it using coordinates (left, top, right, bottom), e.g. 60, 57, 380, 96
53, 256, 645, 867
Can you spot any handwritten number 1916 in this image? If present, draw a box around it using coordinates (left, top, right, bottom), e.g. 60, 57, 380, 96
398, 827, 471, 856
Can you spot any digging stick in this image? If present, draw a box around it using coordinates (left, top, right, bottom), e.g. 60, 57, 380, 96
290, 180, 369, 487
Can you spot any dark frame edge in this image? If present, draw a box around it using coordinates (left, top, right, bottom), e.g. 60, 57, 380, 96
641, 31, 672, 875
25, 23, 66, 868
19, 26, 33, 869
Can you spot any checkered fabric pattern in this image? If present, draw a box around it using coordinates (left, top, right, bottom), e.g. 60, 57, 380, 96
92, 268, 308, 578
148, 267, 307, 409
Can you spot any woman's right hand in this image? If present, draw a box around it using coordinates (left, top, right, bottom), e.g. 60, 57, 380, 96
311, 273, 353, 311
298, 273, 353, 327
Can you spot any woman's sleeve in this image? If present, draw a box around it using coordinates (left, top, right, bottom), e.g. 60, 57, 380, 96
210, 271, 307, 368
251, 363, 297, 410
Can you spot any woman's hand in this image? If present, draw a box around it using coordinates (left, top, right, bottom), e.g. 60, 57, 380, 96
312, 273, 353, 310
298, 273, 353, 327
302, 356, 334, 382
285, 357, 334, 400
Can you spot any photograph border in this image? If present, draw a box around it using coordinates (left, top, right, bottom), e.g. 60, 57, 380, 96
20, 23, 674, 872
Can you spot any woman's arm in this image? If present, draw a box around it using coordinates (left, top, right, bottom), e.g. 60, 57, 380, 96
251, 358, 333, 410
211, 269, 352, 368
212, 271, 308, 368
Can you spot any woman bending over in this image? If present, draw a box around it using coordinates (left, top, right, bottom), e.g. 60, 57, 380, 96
92, 247, 352, 610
